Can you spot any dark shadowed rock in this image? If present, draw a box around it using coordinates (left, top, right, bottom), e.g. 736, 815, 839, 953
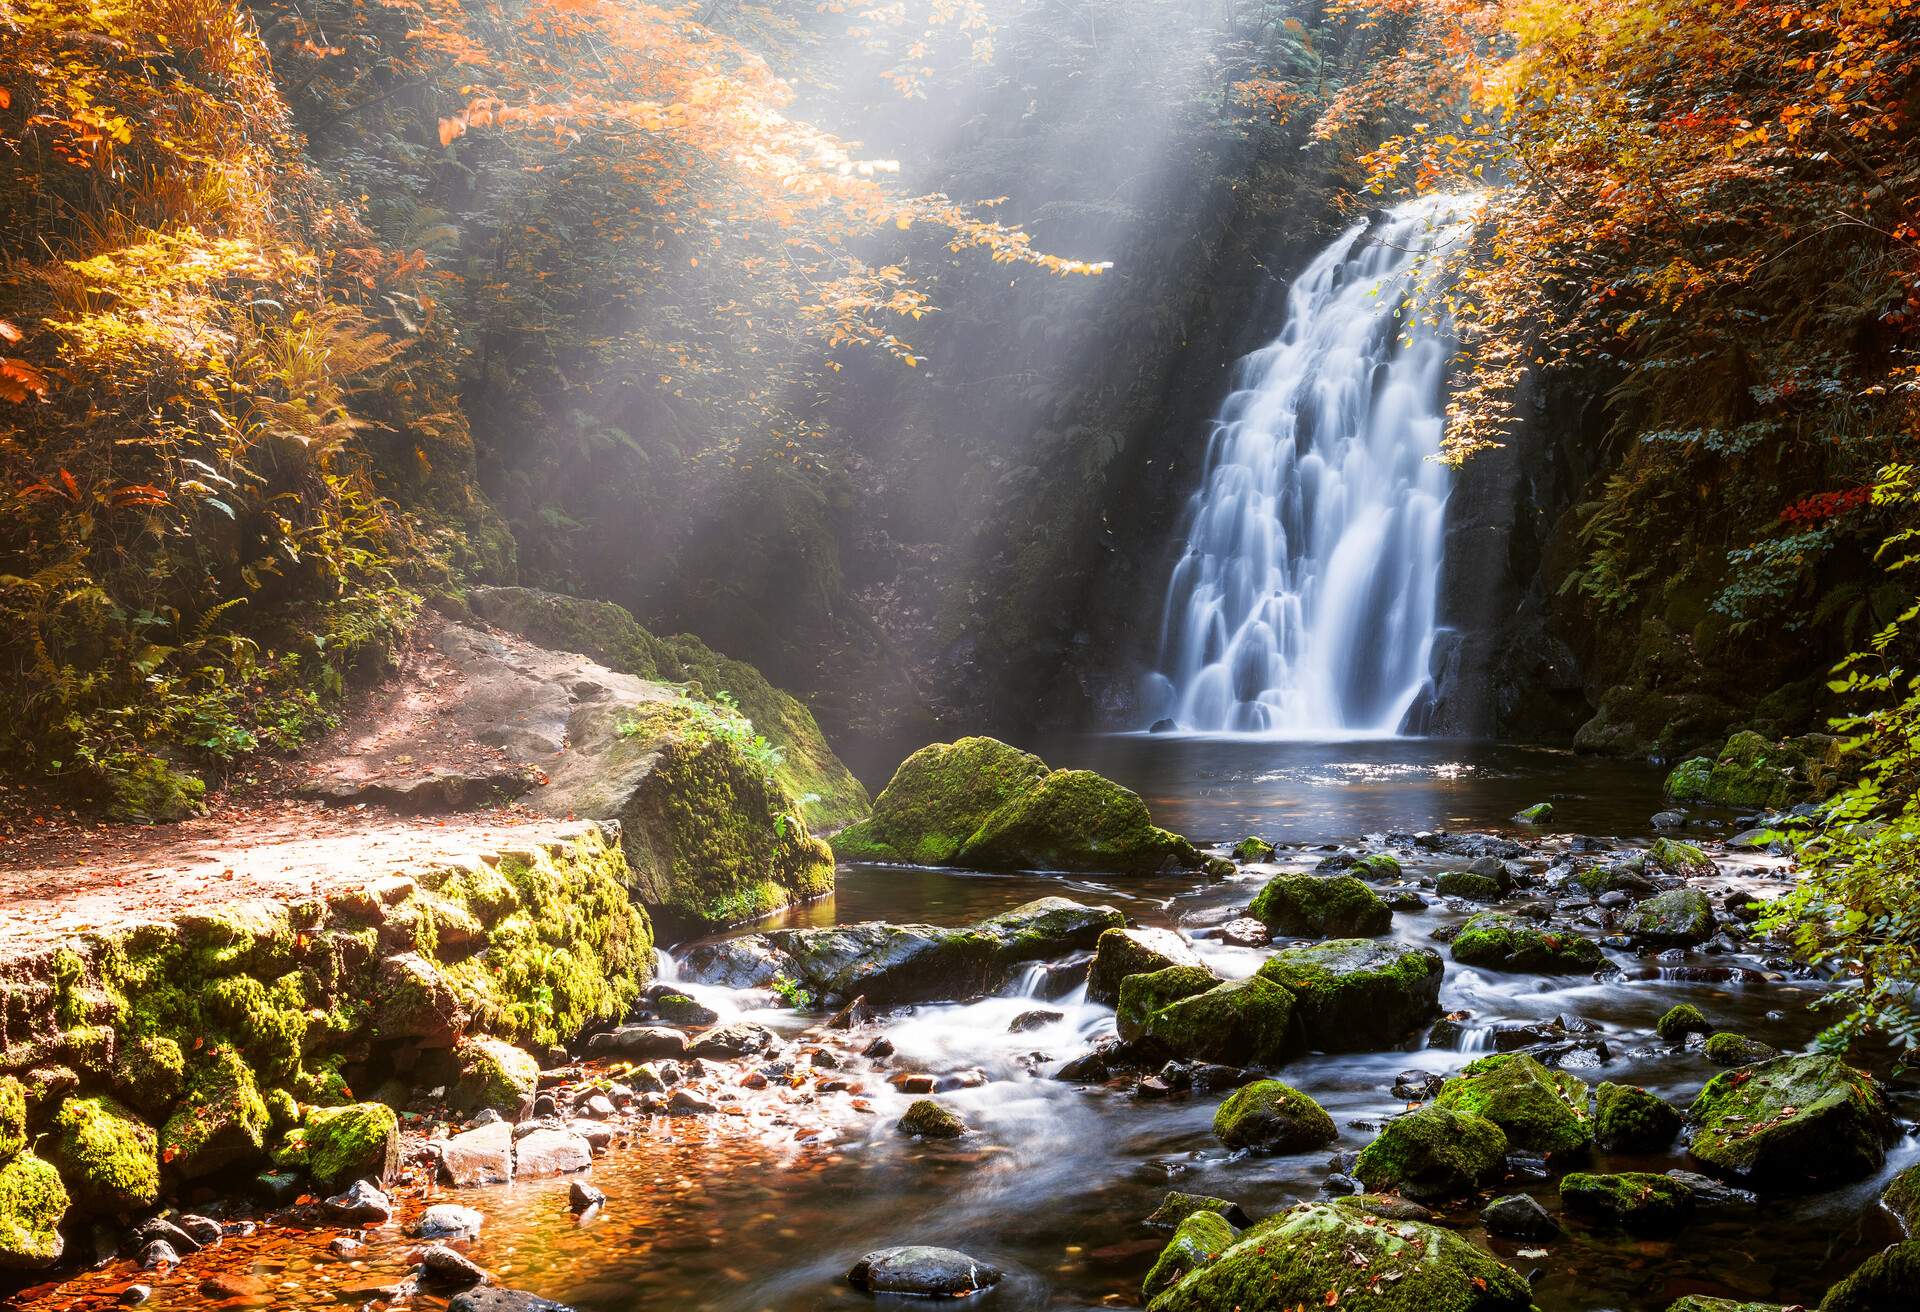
847, 1246, 1003, 1297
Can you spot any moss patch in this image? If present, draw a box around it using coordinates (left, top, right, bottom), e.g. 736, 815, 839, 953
832, 736, 1048, 864
1249, 874, 1391, 937
450, 1035, 540, 1114
1450, 913, 1607, 974
1561, 1171, 1693, 1232
48, 1095, 158, 1214
1353, 1106, 1507, 1200
0, 1151, 68, 1270
1143, 1210, 1236, 1301
306, 1102, 400, 1192
1595, 1082, 1681, 1152
1656, 1003, 1711, 1042
1212, 1080, 1336, 1153
1687, 1052, 1891, 1185
1144, 976, 1295, 1068
1117, 966, 1220, 1041
1256, 939, 1443, 1052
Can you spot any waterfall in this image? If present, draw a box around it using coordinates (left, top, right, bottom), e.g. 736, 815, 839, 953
1141, 195, 1473, 736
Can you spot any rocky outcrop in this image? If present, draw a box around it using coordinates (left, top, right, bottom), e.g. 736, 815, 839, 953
1663, 730, 1843, 809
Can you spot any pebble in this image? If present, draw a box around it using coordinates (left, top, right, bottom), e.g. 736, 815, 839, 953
119, 1286, 152, 1306
137, 1240, 179, 1271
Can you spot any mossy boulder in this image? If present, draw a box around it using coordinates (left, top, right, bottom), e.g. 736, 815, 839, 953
0, 1151, 67, 1270
1350, 852, 1402, 880
160, 1047, 272, 1179
1231, 836, 1276, 863
1687, 1053, 1892, 1185
451, 1035, 540, 1114
47, 1095, 158, 1214
1883, 1162, 1920, 1234
306, 1102, 401, 1192
0, 1077, 23, 1165
1117, 966, 1222, 1041
897, 1099, 967, 1139
1142, 976, 1295, 1068
1450, 913, 1607, 974
831, 737, 1049, 864
1664, 730, 1836, 809
1248, 874, 1391, 937
1663, 757, 1715, 802
112, 1036, 185, 1119
1561, 1171, 1693, 1232
1624, 889, 1716, 946
1352, 1106, 1508, 1200
104, 753, 206, 823
1703, 1032, 1781, 1067
1145, 1192, 1251, 1230
1821, 1239, 1920, 1310
1595, 1082, 1681, 1152
1256, 939, 1444, 1052
1666, 1300, 1787, 1312
1088, 927, 1204, 1005
1435, 871, 1504, 902
1648, 837, 1715, 878
1656, 1003, 1712, 1043
1212, 1080, 1336, 1153
1434, 1054, 1591, 1156
1145, 1201, 1532, 1312
1144, 1210, 1237, 1302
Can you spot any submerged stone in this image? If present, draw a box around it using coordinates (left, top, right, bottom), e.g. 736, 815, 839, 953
847, 1246, 1003, 1297
1211, 1080, 1336, 1153
1352, 1106, 1507, 1200
1248, 873, 1392, 937
1687, 1053, 1892, 1186
1256, 939, 1444, 1052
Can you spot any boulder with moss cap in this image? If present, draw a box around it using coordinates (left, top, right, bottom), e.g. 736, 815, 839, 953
452, 1035, 540, 1114
0, 1151, 67, 1270
1117, 965, 1221, 1041
1687, 1053, 1891, 1186
47, 1095, 158, 1215
1352, 1105, 1508, 1200
1141, 976, 1295, 1068
1256, 939, 1443, 1051
1450, 913, 1608, 973
1595, 1082, 1681, 1152
1248, 874, 1392, 937
1211, 1080, 1336, 1153
1088, 927, 1205, 1005
306, 1102, 401, 1192
1144, 1210, 1237, 1301
1434, 1053, 1592, 1156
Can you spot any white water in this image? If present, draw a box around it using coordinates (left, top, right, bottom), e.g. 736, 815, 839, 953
1142, 195, 1473, 735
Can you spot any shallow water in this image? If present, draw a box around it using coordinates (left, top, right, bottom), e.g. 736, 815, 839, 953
98, 740, 1920, 1311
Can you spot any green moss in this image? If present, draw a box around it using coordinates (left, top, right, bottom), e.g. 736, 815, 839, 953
1687, 1053, 1891, 1185
160, 1046, 271, 1180
1561, 1171, 1692, 1232
264, 1087, 300, 1131
451, 1035, 540, 1113
1353, 1106, 1507, 1200
48, 1095, 158, 1214
1255, 939, 1443, 1051
1625, 888, 1715, 944
1248, 874, 1391, 937
1350, 852, 1402, 879
1514, 802, 1553, 823
305, 1102, 399, 1191
1117, 966, 1220, 1040
1883, 1162, 1920, 1234
1595, 1082, 1681, 1152
1703, 1032, 1780, 1066
1435, 871, 1503, 902
1648, 837, 1714, 877
1231, 836, 1276, 863
1665, 1299, 1788, 1312
1820, 1239, 1920, 1311
1144, 976, 1295, 1068
1146, 1201, 1532, 1312
1656, 1003, 1712, 1042
104, 754, 206, 823
0, 1078, 25, 1166
1664, 757, 1714, 801
832, 736, 1049, 864
1144, 1192, 1246, 1230
1211, 1080, 1335, 1152
897, 1098, 966, 1138
958, 768, 1200, 875
1450, 912, 1608, 973
1435, 1053, 1592, 1156
0, 1151, 68, 1270
1143, 1210, 1236, 1301
1090, 927, 1202, 1005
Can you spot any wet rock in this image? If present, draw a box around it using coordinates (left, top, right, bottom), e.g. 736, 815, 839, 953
178, 1215, 223, 1247
1248, 873, 1392, 937
890, 1073, 936, 1094
1353, 1106, 1508, 1200
198, 1272, 265, 1301
119, 1285, 152, 1305
824, 996, 872, 1030
1664, 1170, 1756, 1210
1144, 1211, 1236, 1301
1560, 1171, 1693, 1233
1595, 1082, 1681, 1152
1088, 927, 1206, 1004
453, 1036, 541, 1114
1392, 1070, 1445, 1101
664, 1090, 717, 1117
1624, 888, 1716, 946
513, 1128, 593, 1178
861, 1036, 894, 1060
1656, 1003, 1713, 1042
896, 1099, 967, 1139
531, 1094, 559, 1119
1820, 1239, 1920, 1311
420, 1244, 490, 1287
648, 989, 720, 1027
1883, 1162, 1920, 1234
1231, 836, 1276, 863
568, 1120, 614, 1151
677, 937, 787, 990
1143, 1200, 1531, 1312
1435, 1054, 1592, 1156
1483, 1193, 1560, 1240
1212, 1080, 1337, 1153
1135, 1076, 1174, 1100
254, 1169, 303, 1205
1437, 870, 1505, 902
1256, 939, 1445, 1052
1450, 913, 1608, 974
1144, 1191, 1251, 1230
1702, 1032, 1781, 1066
568, 1180, 606, 1213
415, 1204, 485, 1242
580, 1093, 617, 1120
1651, 810, 1686, 830
1687, 1053, 1893, 1185
376, 952, 471, 1045
137, 1240, 179, 1270
324, 1180, 393, 1224
586, 1026, 687, 1059
1647, 837, 1716, 878
1141, 975, 1295, 1068
129, 1217, 200, 1255
449, 1288, 579, 1312
1008, 1008, 1064, 1033
1333, 1193, 1434, 1222
328, 1237, 364, 1257
847, 1245, 1003, 1297
1416, 831, 1527, 860
1054, 1049, 1110, 1082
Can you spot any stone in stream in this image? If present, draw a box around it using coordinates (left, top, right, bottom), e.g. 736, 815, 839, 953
453, 1035, 542, 1113
1247, 873, 1392, 938
1883, 1162, 1920, 1234
1820, 1238, 1920, 1310
896, 1099, 967, 1139
512, 1128, 593, 1179
1647, 837, 1717, 878
1352, 1106, 1507, 1201
419, 1244, 490, 1287
1686, 1053, 1893, 1186
1217, 917, 1273, 948
1435, 870, 1504, 902
136, 1240, 178, 1271
1392, 1070, 1445, 1101
118, 1285, 152, 1305
1623, 888, 1716, 946
434, 1121, 515, 1189
1450, 912, 1608, 973
1231, 836, 1276, 863
1656, 1002, 1713, 1042
305, 1102, 401, 1193
687, 1021, 774, 1058
1116, 965, 1220, 1041
1140, 976, 1295, 1068
128, 1216, 200, 1255
1434, 1054, 1593, 1156
1595, 1082, 1682, 1152
848, 1245, 1003, 1297
1256, 939, 1445, 1052
1560, 1171, 1695, 1233
414, 1203, 485, 1242
323, 1179, 393, 1224
1211, 1080, 1337, 1153
647, 989, 719, 1026
450, 1289, 579, 1312
1087, 927, 1206, 1004
1702, 1032, 1781, 1066
1482, 1193, 1560, 1240
1143, 1191, 1251, 1231
1008, 1008, 1063, 1032
1513, 803, 1553, 824
1143, 1211, 1236, 1301
1142, 1201, 1533, 1312
568, 1180, 606, 1213
585, 1026, 687, 1059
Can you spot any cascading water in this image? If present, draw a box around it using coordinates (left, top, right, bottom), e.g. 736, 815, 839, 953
1141, 195, 1473, 735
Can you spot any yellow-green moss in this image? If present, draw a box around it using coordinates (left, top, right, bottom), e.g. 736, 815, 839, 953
161, 1047, 271, 1180
0, 1151, 68, 1269
832, 736, 1050, 865
0, 1078, 25, 1165
48, 1095, 158, 1214
1434, 1053, 1592, 1156
305, 1102, 399, 1191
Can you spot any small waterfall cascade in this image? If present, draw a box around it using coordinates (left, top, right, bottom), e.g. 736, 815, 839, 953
1141, 195, 1473, 735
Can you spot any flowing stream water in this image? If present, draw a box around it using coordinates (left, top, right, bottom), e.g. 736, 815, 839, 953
1142, 196, 1471, 735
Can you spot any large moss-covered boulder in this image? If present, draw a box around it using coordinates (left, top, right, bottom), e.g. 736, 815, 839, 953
1212, 1081, 1336, 1153
468, 587, 870, 829
1821, 1239, 1920, 1311
1450, 913, 1608, 973
0, 1152, 67, 1270
1248, 874, 1391, 937
1664, 731, 1840, 809
1144, 1210, 1237, 1302
1352, 1106, 1507, 1200
160, 1047, 271, 1179
1561, 1171, 1693, 1233
1256, 940, 1443, 1052
1088, 928, 1205, 1005
306, 1102, 401, 1192
1595, 1082, 1681, 1152
1435, 1054, 1591, 1156
1145, 1201, 1532, 1312
47, 1095, 157, 1214
1687, 1053, 1892, 1186
1143, 976, 1295, 1068
1624, 889, 1715, 946
1118, 966, 1221, 1041
451, 1035, 540, 1114
831, 737, 1050, 864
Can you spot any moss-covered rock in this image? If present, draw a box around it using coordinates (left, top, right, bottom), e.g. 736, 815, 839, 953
1514, 803, 1553, 823
1231, 836, 1276, 863
1352, 1106, 1508, 1200
1143, 1210, 1236, 1302
1595, 1082, 1681, 1152
1249, 874, 1392, 937
1088, 927, 1204, 1005
1883, 1162, 1920, 1234
1648, 837, 1715, 878
110, 1035, 185, 1121
1256, 939, 1444, 1052
1144, 1192, 1250, 1230
104, 753, 206, 823
1821, 1239, 1920, 1310
959, 768, 1202, 875
1212, 1080, 1336, 1153
1624, 889, 1715, 945
1143, 976, 1295, 1068
306, 1102, 400, 1192
1146, 1201, 1532, 1312
1117, 966, 1221, 1041
1666, 1300, 1787, 1312
1664, 730, 1833, 809
1435, 871, 1504, 902
451, 1035, 540, 1114
1350, 852, 1402, 880
1450, 913, 1607, 974
160, 1046, 272, 1180
0, 1077, 23, 1166
1703, 1032, 1781, 1067
1656, 1003, 1712, 1043
897, 1099, 967, 1138
1434, 1054, 1591, 1156
47, 1095, 157, 1215
831, 737, 1049, 864
0, 1151, 67, 1270
1663, 757, 1715, 801
1687, 1053, 1892, 1185
1561, 1171, 1693, 1232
